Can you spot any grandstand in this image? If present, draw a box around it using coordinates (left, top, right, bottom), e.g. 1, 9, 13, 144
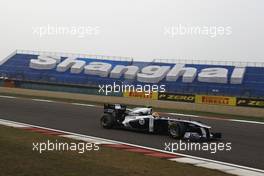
0, 50, 263, 98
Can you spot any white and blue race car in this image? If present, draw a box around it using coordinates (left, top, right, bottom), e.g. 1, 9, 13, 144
101, 104, 222, 141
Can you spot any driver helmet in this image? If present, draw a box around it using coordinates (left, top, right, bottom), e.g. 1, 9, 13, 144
152, 112, 160, 118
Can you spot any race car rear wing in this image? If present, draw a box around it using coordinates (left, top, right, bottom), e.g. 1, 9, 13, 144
103, 104, 127, 122
103, 104, 127, 115
104, 104, 126, 110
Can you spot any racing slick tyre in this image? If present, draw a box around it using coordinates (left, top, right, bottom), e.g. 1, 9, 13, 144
101, 114, 115, 129
168, 122, 186, 139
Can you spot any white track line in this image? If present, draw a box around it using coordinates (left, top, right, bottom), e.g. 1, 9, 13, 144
0, 95, 16, 99
168, 113, 200, 118
196, 162, 237, 171
0, 120, 28, 128
225, 169, 264, 176
0, 118, 263, 175
168, 112, 264, 125
31, 99, 54, 103
71, 103, 95, 107
170, 157, 207, 165
230, 119, 264, 125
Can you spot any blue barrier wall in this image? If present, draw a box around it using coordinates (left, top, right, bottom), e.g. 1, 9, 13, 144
0, 53, 264, 98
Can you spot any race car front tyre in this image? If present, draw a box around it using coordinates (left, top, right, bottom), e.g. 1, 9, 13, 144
168, 122, 186, 139
101, 114, 115, 129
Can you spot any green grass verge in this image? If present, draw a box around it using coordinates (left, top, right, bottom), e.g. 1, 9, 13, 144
0, 91, 263, 122
0, 125, 234, 176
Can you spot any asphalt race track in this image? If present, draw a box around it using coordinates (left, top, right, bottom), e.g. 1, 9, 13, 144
0, 97, 263, 170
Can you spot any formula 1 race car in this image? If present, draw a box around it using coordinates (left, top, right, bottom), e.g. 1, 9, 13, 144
100, 104, 222, 141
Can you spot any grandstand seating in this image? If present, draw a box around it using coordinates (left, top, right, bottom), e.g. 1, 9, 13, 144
0, 52, 263, 98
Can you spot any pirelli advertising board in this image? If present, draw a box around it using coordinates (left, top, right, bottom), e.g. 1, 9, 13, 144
236, 98, 264, 108
123, 91, 158, 100
158, 92, 195, 103
195, 95, 236, 106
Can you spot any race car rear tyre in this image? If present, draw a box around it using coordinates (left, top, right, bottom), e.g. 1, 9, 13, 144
101, 114, 115, 129
168, 122, 186, 139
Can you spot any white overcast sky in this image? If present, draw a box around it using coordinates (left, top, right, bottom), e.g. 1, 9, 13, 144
0, 0, 263, 62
